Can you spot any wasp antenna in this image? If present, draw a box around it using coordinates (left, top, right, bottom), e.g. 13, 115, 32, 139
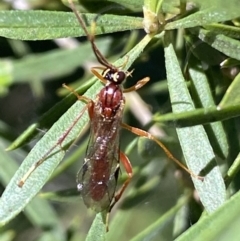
68, 0, 115, 70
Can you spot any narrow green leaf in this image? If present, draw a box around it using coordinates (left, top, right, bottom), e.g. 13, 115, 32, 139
165, 0, 240, 30
204, 24, 240, 39
0, 11, 143, 40
6, 124, 39, 151
0, 34, 152, 224
188, 64, 228, 159
226, 153, 240, 186
175, 191, 240, 241
153, 105, 240, 127
86, 213, 106, 241
219, 72, 240, 107
164, 36, 226, 213
196, 28, 240, 61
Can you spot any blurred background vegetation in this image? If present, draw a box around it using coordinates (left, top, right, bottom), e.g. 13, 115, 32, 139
0, 0, 240, 241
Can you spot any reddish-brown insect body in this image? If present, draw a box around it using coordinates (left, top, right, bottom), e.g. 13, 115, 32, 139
66, 0, 133, 215
77, 81, 125, 212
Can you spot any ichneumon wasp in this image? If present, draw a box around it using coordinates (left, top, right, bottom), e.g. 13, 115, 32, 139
17, 0, 203, 230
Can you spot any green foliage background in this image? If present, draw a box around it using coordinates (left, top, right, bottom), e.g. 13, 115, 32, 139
0, 0, 240, 240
